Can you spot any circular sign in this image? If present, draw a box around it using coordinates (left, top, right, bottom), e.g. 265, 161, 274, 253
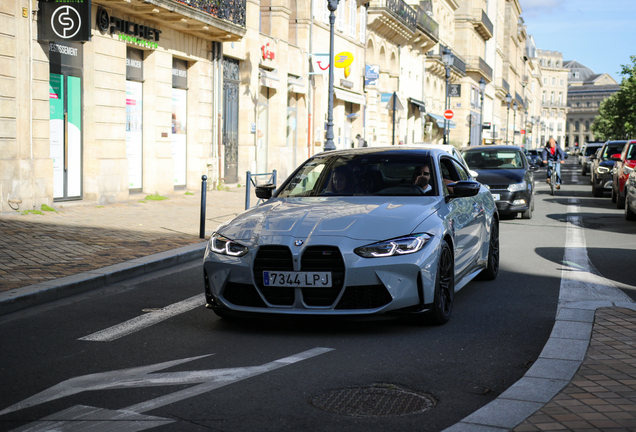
51, 5, 82, 39
334, 52, 354, 69
444, 110, 454, 120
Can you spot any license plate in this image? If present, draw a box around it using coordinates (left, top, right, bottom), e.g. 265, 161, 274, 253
491, 193, 500, 201
263, 271, 332, 287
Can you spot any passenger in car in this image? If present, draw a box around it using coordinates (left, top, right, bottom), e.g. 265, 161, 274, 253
325, 166, 357, 194
413, 165, 433, 193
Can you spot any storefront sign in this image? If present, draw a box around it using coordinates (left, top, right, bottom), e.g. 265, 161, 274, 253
172, 58, 188, 89
126, 48, 143, 81
334, 52, 354, 68
449, 84, 461, 97
261, 43, 275, 60
340, 79, 353, 89
97, 8, 161, 49
38, 0, 92, 42
310, 53, 330, 75
365, 65, 379, 86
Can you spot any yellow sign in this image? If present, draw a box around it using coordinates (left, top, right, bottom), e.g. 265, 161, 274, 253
334, 52, 354, 69
344, 66, 351, 78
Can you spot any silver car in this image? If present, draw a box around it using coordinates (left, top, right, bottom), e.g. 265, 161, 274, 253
203, 147, 499, 325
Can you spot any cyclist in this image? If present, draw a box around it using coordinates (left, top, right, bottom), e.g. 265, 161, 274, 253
541, 137, 566, 189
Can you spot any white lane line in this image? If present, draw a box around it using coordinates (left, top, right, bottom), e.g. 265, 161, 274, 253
559, 198, 632, 308
79, 294, 205, 342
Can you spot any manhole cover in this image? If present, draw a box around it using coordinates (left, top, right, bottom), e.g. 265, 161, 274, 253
309, 385, 435, 417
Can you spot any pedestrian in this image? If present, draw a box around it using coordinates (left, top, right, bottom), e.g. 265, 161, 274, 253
356, 134, 367, 148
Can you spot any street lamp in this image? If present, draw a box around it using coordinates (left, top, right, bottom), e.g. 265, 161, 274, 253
479, 78, 486, 146
512, 101, 518, 145
323, 0, 340, 152
442, 46, 453, 145
523, 109, 528, 146
505, 93, 512, 144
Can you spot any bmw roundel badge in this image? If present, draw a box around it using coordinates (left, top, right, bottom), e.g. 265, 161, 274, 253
294, 240, 304, 247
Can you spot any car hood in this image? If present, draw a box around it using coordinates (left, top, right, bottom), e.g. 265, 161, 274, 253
599, 159, 616, 168
472, 169, 526, 186
217, 197, 441, 244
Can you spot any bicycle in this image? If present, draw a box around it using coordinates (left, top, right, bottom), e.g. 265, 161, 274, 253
546, 160, 558, 195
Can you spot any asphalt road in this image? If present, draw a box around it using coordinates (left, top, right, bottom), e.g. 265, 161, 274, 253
0, 159, 634, 432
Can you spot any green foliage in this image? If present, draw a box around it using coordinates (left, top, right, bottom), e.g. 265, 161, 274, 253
592, 55, 636, 140
41, 204, 56, 212
185, 191, 194, 195
216, 180, 230, 192
21, 210, 44, 215
138, 200, 147, 204
145, 193, 168, 201
96, 205, 105, 208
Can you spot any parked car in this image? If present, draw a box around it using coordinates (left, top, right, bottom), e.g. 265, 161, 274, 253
611, 140, 636, 208
580, 142, 604, 174
203, 147, 499, 325
625, 168, 636, 221
591, 140, 627, 197
461, 145, 538, 219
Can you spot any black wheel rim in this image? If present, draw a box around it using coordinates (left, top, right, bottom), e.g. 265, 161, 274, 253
491, 222, 499, 273
438, 247, 453, 315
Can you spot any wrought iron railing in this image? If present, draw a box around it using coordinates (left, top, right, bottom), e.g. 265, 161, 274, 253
174, 0, 246, 27
416, 6, 439, 40
480, 9, 493, 36
466, 56, 492, 79
426, 46, 466, 75
385, 0, 417, 31
501, 78, 510, 93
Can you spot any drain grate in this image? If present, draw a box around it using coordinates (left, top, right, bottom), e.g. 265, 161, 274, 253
309, 384, 435, 417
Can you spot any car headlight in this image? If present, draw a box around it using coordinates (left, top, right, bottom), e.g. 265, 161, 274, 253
354, 234, 431, 258
596, 166, 610, 174
625, 166, 634, 175
508, 181, 527, 192
210, 233, 249, 257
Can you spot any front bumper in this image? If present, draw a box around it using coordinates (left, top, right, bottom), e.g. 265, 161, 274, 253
593, 174, 613, 190
202, 236, 441, 316
490, 190, 532, 214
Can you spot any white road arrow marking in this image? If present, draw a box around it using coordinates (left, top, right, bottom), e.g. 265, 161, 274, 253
0, 347, 334, 423
79, 294, 205, 342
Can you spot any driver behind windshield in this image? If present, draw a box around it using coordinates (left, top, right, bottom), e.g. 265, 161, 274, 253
413, 164, 433, 193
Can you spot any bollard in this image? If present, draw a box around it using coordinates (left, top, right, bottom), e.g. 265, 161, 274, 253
245, 171, 252, 210
200, 175, 207, 239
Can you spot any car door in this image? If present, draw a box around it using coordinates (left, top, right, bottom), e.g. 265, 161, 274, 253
439, 157, 482, 280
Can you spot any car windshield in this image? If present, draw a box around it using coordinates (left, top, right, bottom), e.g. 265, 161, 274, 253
462, 149, 525, 170
602, 143, 626, 159
277, 153, 437, 197
628, 144, 636, 160
585, 145, 602, 156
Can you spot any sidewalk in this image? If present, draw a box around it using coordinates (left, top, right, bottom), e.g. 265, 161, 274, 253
2, 192, 636, 431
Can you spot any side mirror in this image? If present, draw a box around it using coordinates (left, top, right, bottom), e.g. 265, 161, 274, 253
255, 183, 276, 200
529, 164, 540, 172
449, 181, 480, 198
610, 153, 622, 161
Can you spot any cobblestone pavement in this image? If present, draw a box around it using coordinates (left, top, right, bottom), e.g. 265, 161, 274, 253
515, 307, 636, 432
0, 187, 247, 291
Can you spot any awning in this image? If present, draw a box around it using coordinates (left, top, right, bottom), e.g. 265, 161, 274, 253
427, 113, 456, 129
259, 69, 279, 89
334, 88, 366, 105
409, 98, 426, 110
288, 75, 306, 94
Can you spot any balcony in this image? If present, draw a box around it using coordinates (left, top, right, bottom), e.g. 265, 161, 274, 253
541, 101, 567, 108
426, 46, 466, 78
97, 0, 246, 42
367, 0, 417, 45
473, 9, 493, 40
465, 56, 492, 80
415, 6, 439, 47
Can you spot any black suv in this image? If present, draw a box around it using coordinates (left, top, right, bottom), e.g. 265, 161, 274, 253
591, 140, 628, 197
580, 142, 604, 176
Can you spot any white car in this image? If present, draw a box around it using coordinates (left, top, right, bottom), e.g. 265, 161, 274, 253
203, 147, 499, 325
411, 143, 478, 177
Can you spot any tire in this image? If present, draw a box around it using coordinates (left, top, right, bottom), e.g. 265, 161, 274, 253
617, 189, 626, 209
522, 206, 532, 219
213, 308, 234, 320
611, 187, 617, 203
581, 164, 587, 176
426, 241, 455, 326
625, 195, 636, 221
592, 183, 604, 197
478, 220, 500, 281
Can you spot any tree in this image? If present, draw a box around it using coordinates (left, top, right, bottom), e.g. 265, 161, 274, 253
592, 55, 636, 140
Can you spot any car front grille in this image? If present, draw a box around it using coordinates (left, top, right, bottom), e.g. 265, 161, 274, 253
300, 246, 345, 307
335, 285, 393, 310
254, 246, 295, 306
487, 184, 510, 191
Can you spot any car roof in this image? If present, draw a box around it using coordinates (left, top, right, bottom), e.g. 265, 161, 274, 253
461, 145, 524, 151
313, 146, 441, 158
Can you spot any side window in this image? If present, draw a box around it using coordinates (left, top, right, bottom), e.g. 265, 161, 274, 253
452, 161, 469, 181
439, 158, 460, 195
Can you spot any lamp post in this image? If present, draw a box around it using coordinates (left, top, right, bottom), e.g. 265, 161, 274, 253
505, 93, 512, 144
442, 46, 453, 145
523, 109, 528, 147
479, 78, 486, 146
323, 0, 340, 152
512, 101, 518, 145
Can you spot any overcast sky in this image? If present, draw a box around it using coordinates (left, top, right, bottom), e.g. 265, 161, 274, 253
519, 0, 636, 83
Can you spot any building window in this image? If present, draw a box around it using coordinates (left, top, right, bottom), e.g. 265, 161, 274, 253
359, 6, 366, 42
585, 120, 590, 131
542, 91, 546, 103
543, 77, 547, 85
552, 77, 556, 86
558, 92, 562, 104
348, 0, 357, 37
575, 121, 579, 131
560, 79, 564, 86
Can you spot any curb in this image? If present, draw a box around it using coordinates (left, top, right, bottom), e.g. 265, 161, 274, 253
443, 300, 636, 431
0, 241, 208, 316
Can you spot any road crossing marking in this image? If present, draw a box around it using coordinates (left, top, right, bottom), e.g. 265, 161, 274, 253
79, 294, 205, 342
0, 347, 334, 431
